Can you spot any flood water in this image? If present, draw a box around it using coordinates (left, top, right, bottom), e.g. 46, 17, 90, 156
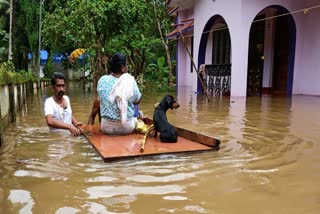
1, 83, 320, 213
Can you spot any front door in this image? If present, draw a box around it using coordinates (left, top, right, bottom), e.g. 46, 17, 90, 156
272, 12, 290, 95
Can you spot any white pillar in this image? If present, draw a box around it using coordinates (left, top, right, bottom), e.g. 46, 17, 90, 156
230, 25, 250, 97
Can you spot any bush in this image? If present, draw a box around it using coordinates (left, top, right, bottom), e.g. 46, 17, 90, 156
0, 60, 15, 72
144, 56, 176, 92
0, 61, 36, 85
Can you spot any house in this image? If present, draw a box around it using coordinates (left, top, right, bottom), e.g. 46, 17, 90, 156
167, 0, 320, 96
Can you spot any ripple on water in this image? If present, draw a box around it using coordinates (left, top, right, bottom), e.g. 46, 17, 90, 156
83, 201, 123, 214
86, 176, 117, 183
86, 184, 185, 199
163, 195, 188, 201
127, 172, 197, 183
14, 157, 80, 181
55, 207, 79, 214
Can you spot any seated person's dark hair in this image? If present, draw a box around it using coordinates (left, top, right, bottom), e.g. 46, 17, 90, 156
109, 53, 127, 73
51, 72, 65, 85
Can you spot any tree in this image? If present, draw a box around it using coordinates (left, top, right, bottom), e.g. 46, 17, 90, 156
43, 0, 119, 91
9, 0, 42, 72
8, 0, 12, 60
152, 0, 175, 86
43, 0, 168, 92
2, 0, 177, 92
0, 0, 9, 63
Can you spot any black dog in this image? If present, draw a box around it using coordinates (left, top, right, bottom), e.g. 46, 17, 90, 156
153, 95, 180, 143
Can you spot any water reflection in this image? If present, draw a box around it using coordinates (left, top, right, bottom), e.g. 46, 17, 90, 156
8, 190, 34, 213
1, 85, 320, 213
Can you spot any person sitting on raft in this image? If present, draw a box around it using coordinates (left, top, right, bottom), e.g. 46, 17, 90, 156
97, 52, 142, 135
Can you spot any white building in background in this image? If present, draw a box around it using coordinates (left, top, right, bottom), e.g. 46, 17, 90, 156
167, 0, 320, 97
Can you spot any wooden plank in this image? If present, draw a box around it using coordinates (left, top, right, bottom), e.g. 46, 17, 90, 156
82, 125, 220, 162
176, 127, 220, 149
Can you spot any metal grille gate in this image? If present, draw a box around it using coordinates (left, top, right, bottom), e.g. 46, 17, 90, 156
203, 64, 231, 97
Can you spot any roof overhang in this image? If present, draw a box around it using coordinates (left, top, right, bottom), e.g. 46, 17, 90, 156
166, 18, 194, 39
167, 0, 194, 9
167, 0, 194, 15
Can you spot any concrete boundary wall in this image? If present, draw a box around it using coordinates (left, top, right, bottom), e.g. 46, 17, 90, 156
0, 81, 50, 146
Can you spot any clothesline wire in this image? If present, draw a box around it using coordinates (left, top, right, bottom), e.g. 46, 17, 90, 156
167, 3, 320, 43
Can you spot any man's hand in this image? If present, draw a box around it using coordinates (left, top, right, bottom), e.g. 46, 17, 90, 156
74, 121, 85, 128
68, 124, 82, 136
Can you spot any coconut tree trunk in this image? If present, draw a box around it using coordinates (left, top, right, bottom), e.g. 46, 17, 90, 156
8, 0, 13, 61
152, 0, 174, 86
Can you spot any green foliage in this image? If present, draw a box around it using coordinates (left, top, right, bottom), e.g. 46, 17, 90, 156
0, 29, 8, 62
43, 56, 54, 78
0, 0, 9, 6
149, 57, 169, 80
145, 56, 176, 91
43, 1, 106, 52
42, 0, 174, 80
0, 0, 177, 91
0, 0, 8, 63
0, 60, 14, 72
0, 0, 9, 14
11, 0, 41, 71
19, 0, 39, 53
0, 61, 35, 85
18, 69, 36, 81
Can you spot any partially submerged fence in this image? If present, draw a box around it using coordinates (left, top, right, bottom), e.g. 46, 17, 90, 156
201, 64, 232, 97
0, 80, 49, 146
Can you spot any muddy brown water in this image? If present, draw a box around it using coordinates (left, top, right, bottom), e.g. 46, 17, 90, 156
1, 83, 320, 213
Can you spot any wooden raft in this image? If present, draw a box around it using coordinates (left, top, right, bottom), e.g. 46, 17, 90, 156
82, 125, 220, 162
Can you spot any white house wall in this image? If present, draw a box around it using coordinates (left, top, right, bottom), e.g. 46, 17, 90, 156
193, 0, 249, 96
205, 32, 213, 65
177, 36, 193, 86
176, 9, 194, 87
293, 4, 320, 95
242, 0, 320, 96
175, 0, 320, 96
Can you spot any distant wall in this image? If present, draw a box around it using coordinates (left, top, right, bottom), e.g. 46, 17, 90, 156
0, 81, 49, 146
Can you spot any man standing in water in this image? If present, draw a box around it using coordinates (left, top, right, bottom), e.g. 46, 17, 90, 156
44, 72, 84, 136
